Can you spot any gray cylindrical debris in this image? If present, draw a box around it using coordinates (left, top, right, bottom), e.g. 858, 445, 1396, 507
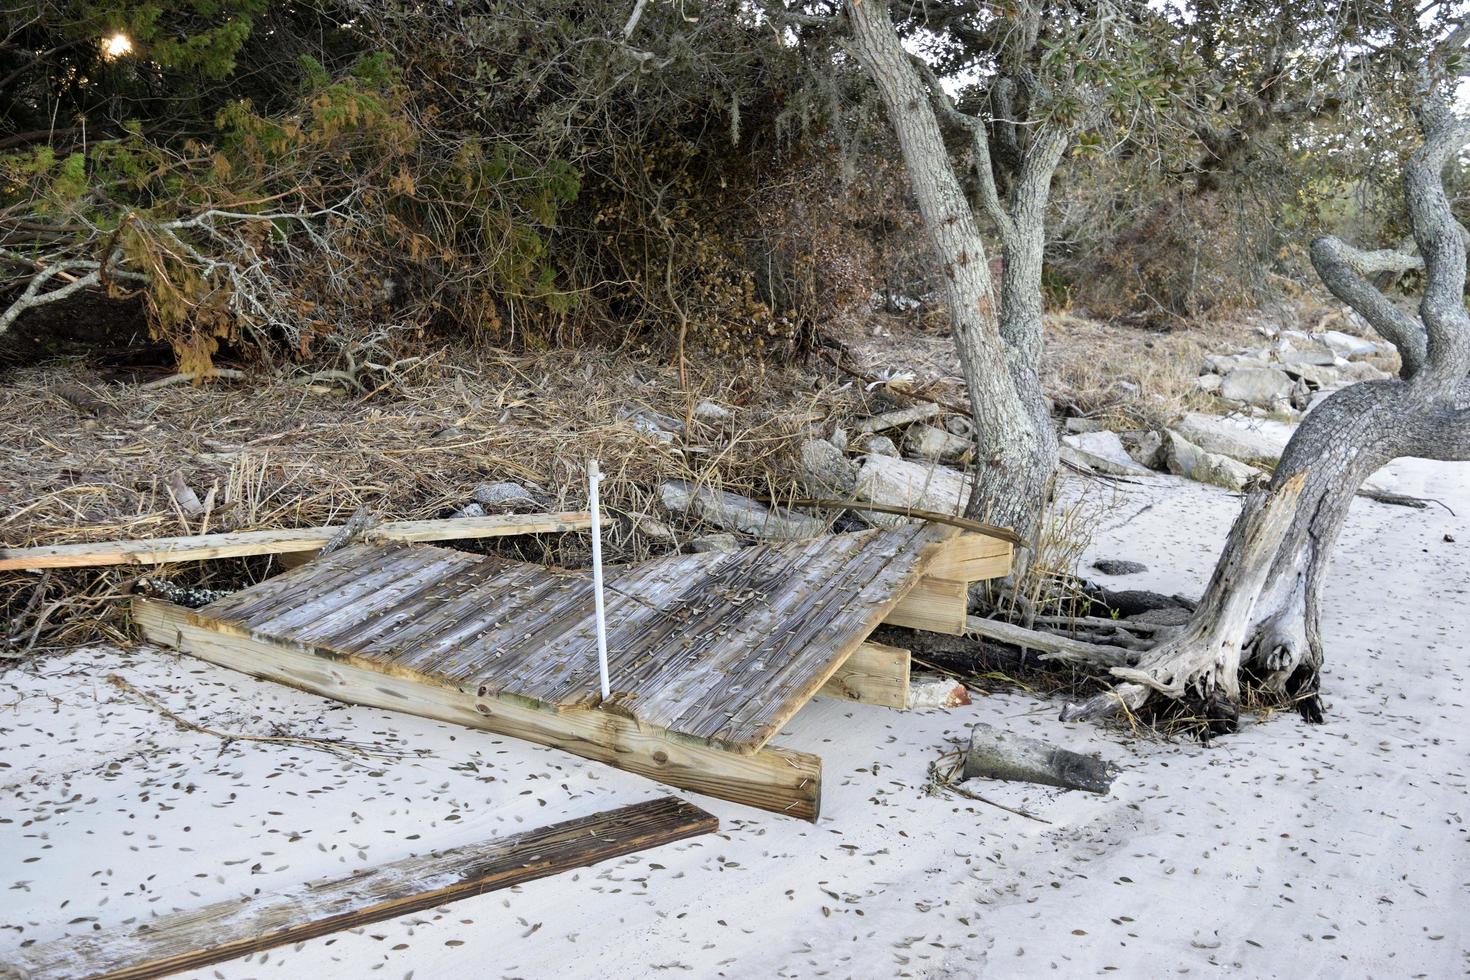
962, 723, 1119, 794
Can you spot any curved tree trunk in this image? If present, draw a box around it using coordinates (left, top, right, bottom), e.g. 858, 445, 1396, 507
1063, 69, 1470, 727
844, 0, 1058, 549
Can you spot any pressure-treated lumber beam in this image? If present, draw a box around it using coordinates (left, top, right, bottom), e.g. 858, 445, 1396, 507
883, 576, 967, 635
134, 599, 823, 820
6, 797, 716, 980
0, 512, 592, 571
928, 532, 1012, 582
818, 640, 910, 709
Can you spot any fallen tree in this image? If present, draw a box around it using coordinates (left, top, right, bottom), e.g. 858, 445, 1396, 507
1064, 25, 1470, 727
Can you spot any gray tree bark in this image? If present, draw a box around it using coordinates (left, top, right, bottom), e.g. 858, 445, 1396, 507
1064, 58, 1470, 726
843, 0, 1061, 549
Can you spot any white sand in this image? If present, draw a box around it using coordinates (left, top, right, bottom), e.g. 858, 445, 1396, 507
2, 456, 1466, 978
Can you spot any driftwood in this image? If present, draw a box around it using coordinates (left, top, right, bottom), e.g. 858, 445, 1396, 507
963, 615, 1134, 669
963, 723, 1119, 793
2, 798, 716, 980
0, 511, 592, 571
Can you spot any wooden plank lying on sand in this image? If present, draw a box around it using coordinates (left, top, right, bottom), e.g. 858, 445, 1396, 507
134, 598, 824, 820
6, 797, 716, 980
0, 512, 592, 571
818, 640, 911, 709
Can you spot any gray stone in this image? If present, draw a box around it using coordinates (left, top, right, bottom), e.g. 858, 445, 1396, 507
1093, 558, 1148, 575
1280, 361, 1344, 389
859, 434, 900, 457
903, 423, 971, 463
1337, 360, 1393, 383
1128, 606, 1192, 627
690, 532, 741, 553
693, 400, 730, 421
472, 481, 541, 510
633, 515, 677, 542
853, 454, 971, 527
659, 480, 826, 540
829, 427, 849, 452
1276, 344, 1337, 367
1164, 430, 1266, 491
1315, 329, 1379, 360
1061, 431, 1153, 476
1122, 429, 1166, 470
1219, 367, 1294, 407
1204, 352, 1270, 375
945, 416, 972, 437
799, 438, 858, 496
1171, 412, 1289, 466
1195, 373, 1223, 394
1064, 417, 1111, 434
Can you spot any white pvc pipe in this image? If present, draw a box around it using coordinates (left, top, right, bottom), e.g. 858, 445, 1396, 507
587, 459, 611, 701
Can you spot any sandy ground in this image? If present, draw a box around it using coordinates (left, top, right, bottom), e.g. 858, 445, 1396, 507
2, 454, 1466, 979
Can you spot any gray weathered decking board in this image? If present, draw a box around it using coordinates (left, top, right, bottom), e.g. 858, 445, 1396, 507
195, 524, 952, 753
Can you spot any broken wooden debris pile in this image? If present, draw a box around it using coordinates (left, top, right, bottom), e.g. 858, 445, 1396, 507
5, 797, 716, 980
134, 522, 1012, 820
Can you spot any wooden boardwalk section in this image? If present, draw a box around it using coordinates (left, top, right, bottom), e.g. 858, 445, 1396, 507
136, 523, 1011, 819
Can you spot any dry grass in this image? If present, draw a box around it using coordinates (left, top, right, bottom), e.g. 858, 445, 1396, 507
1040, 312, 1260, 430
836, 307, 1266, 432
0, 346, 874, 657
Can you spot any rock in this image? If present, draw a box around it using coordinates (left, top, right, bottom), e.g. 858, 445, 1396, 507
1195, 373, 1223, 394
1276, 344, 1337, 367
859, 434, 900, 457
619, 407, 683, 442
1164, 430, 1266, 491
1219, 367, 1294, 407
855, 403, 944, 435
853, 454, 971, 527
633, 515, 677, 542
799, 438, 858, 496
1337, 360, 1393, 383
472, 481, 541, 510
659, 480, 826, 540
1171, 412, 1289, 466
1280, 361, 1343, 389
1061, 431, 1153, 476
1064, 417, 1111, 434
452, 502, 487, 519
909, 676, 972, 709
903, 423, 971, 463
945, 416, 972, 437
961, 723, 1118, 794
1122, 429, 1165, 470
693, 400, 730, 421
1204, 352, 1270, 375
1102, 588, 1195, 616
1093, 558, 1147, 575
829, 427, 849, 452
690, 532, 741, 553
1315, 329, 1379, 360
1128, 606, 1192, 627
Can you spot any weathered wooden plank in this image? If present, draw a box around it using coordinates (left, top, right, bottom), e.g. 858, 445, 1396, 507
818, 641, 911, 709
6, 797, 716, 980
0, 512, 592, 571
928, 532, 1013, 582
882, 575, 968, 635
134, 599, 824, 820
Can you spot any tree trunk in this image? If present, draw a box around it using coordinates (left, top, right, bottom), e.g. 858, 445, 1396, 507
844, 0, 1056, 547
1062, 75, 1470, 727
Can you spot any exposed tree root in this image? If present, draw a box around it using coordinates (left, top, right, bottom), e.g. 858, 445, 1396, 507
1061, 474, 1306, 724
